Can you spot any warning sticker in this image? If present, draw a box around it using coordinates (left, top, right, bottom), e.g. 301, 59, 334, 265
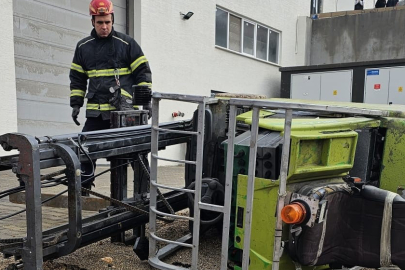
399, 87, 403, 93
374, 84, 381, 90
333, 90, 338, 96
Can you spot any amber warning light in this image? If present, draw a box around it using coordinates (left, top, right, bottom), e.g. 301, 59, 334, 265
281, 202, 307, 224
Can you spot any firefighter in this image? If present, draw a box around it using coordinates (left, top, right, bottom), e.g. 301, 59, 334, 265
69, 0, 152, 194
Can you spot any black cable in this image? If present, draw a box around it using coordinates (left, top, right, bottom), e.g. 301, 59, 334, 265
0, 188, 24, 200
0, 177, 68, 200
0, 161, 132, 221
41, 179, 67, 188
0, 187, 70, 221
137, 154, 175, 220
0, 180, 67, 200
77, 135, 95, 177
0, 208, 25, 221
0, 174, 67, 197
0, 186, 24, 197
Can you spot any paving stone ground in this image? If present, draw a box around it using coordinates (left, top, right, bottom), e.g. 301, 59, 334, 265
0, 165, 185, 239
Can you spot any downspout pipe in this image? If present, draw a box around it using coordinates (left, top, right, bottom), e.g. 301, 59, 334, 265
311, 0, 322, 14
126, 0, 129, 35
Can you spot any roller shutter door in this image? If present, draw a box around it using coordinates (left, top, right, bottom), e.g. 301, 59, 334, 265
13, 0, 127, 136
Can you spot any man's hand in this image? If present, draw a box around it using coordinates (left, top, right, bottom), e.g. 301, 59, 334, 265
143, 103, 152, 119
71, 105, 81, 126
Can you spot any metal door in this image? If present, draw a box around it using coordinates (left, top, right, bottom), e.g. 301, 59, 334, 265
364, 68, 389, 104
291, 73, 321, 100
388, 67, 405, 105
320, 70, 352, 102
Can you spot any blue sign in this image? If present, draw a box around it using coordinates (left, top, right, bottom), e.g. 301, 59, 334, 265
367, 69, 380, 76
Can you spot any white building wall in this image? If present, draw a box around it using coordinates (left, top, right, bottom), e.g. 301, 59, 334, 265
137, 0, 310, 121
322, 0, 375, 12
1, 0, 18, 156
135, 0, 310, 163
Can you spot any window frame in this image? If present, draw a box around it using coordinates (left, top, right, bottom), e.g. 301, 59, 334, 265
268, 30, 280, 64
242, 19, 256, 57
228, 13, 242, 53
215, 7, 281, 65
256, 23, 269, 61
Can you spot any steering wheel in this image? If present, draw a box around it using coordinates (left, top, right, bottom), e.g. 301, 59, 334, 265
187, 178, 225, 225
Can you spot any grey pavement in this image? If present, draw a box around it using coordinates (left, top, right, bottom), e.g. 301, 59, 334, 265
0, 165, 185, 239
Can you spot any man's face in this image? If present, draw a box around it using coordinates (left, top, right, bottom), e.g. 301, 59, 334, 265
92, 14, 113, 38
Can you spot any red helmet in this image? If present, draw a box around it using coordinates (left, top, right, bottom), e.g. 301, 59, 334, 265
89, 0, 114, 16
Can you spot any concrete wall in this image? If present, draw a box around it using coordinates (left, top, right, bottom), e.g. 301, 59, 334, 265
1, 0, 18, 156
322, 0, 375, 12
134, 0, 311, 162
310, 8, 405, 65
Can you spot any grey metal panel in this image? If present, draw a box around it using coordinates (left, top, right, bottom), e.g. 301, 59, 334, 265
388, 67, 405, 105
320, 70, 352, 102
14, 58, 70, 85
14, 37, 74, 66
13, 0, 126, 135
16, 79, 68, 104
364, 68, 389, 104
13, 0, 126, 33
13, 16, 83, 50
291, 73, 321, 100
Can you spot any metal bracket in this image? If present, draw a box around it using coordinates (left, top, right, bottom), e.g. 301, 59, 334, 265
290, 193, 320, 227
48, 143, 82, 256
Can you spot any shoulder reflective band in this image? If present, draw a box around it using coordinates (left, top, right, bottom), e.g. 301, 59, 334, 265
113, 35, 129, 45
86, 68, 131, 78
131, 56, 147, 72
70, 89, 86, 97
86, 103, 117, 111
71, 63, 85, 73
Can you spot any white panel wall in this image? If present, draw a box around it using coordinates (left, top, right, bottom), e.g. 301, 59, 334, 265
322, 0, 375, 12
1, 0, 18, 156
135, 0, 311, 162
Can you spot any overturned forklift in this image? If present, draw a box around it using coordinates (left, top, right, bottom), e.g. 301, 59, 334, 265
0, 92, 405, 270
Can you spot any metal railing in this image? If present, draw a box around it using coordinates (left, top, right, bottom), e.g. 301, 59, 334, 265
148, 93, 220, 270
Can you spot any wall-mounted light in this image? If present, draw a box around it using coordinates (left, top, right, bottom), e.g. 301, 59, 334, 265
180, 11, 194, 20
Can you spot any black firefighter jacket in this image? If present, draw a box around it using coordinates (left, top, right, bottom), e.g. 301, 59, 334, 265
69, 27, 152, 120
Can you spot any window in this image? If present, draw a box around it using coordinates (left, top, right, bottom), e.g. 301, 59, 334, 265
243, 21, 254, 55
215, 8, 228, 48
256, 25, 268, 61
269, 31, 279, 63
215, 7, 280, 64
229, 15, 241, 52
